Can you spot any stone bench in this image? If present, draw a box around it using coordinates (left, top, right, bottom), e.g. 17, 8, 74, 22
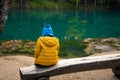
19, 53, 120, 80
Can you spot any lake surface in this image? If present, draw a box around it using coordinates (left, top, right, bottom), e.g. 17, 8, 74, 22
0, 9, 120, 41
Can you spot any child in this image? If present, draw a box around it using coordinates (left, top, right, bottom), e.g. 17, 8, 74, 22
34, 24, 60, 66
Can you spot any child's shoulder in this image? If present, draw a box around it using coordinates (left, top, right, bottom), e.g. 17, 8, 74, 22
40, 36, 59, 41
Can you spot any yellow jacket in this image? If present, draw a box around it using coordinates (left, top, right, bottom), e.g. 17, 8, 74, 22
34, 36, 60, 66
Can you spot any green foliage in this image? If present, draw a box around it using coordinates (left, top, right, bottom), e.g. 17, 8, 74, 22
67, 0, 76, 3
0, 51, 3, 56
59, 51, 88, 58
27, 0, 70, 9
9, 0, 120, 9
59, 40, 88, 58
9, 0, 18, 7
9, 0, 70, 9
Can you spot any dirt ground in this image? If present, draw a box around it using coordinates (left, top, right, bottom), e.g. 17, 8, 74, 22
0, 51, 120, 80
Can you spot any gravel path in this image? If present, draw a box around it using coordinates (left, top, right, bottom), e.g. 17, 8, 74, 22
0, 51, 120, 80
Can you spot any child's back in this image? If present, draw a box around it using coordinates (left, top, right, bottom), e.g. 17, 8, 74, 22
34, 24, 60, 66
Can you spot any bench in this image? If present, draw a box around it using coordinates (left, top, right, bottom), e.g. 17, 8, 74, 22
19, 53, 120, 80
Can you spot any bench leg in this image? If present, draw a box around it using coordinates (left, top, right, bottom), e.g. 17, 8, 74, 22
112, 67, 120, 78
38, 77, 49, 80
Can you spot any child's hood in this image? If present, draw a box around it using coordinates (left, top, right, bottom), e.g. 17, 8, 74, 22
39, 36, 58, 47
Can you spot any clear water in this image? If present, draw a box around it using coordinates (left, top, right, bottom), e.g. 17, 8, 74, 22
0, 9, 120, 41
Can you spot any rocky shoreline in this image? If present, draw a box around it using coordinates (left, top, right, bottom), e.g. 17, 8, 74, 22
0, 40, 35, 55
0, 38, 120, 56
84, 38, 120, 54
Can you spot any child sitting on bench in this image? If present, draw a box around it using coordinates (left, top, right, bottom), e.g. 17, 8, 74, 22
34, 24, 60, 66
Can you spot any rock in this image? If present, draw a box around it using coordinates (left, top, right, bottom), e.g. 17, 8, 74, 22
94, 44, 115, 52
84, 38, 120, 55
83, 38, 93, 43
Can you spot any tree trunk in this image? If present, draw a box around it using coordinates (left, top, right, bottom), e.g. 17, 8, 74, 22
0, 0, 9, 34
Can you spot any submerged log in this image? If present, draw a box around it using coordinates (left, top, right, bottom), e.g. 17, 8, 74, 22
20, 53, 120, 80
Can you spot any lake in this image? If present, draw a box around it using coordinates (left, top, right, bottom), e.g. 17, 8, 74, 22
0, 9, 120, 41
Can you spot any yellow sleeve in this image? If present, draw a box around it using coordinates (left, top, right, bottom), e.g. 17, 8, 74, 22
34, 39, 41, 58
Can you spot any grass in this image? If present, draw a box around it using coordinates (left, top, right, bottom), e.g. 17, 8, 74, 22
0, 52, 3, 57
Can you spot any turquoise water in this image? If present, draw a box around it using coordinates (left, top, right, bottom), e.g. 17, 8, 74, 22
0, 9, 120, 41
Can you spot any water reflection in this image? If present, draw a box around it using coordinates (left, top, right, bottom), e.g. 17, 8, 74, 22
0, 9, 120, 41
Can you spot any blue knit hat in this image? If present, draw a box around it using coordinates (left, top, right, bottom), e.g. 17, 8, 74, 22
42, 24, 54, 36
